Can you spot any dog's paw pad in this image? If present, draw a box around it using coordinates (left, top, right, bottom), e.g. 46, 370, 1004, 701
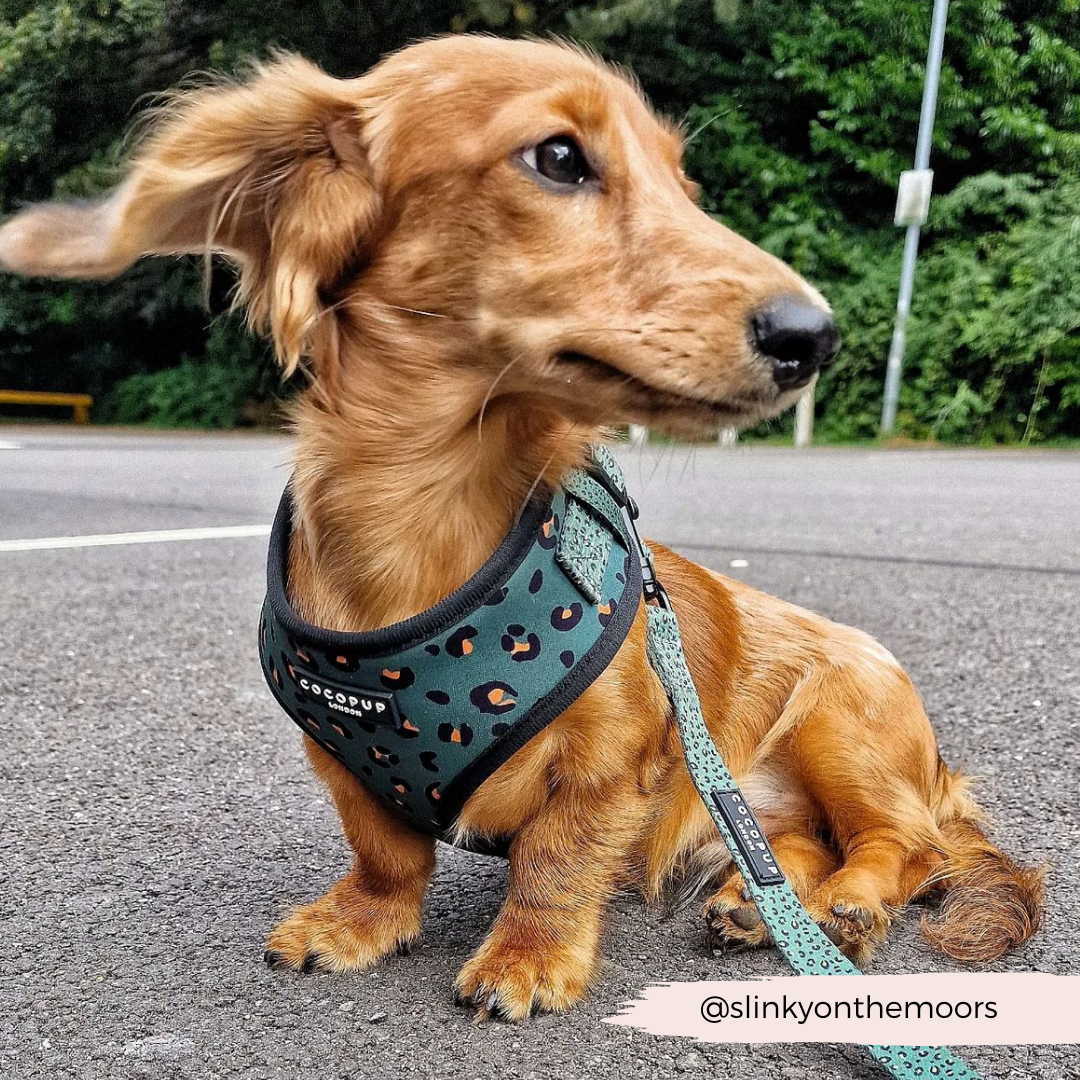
704, 882, 769, 951
808, 887, 888, 962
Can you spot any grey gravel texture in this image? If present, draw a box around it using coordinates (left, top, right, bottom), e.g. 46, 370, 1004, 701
1, 428, 1077, 1080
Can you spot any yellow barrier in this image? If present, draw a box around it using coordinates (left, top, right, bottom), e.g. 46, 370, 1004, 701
0, 390, 93, 423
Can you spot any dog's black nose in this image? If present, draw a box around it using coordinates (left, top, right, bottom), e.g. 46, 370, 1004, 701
752, 295, 840, 390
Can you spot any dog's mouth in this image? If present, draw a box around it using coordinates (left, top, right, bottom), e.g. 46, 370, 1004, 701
552, 350, 771, 425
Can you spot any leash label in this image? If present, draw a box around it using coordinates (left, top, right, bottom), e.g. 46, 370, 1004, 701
711, 789, 785, 887
295, 673, 400, 728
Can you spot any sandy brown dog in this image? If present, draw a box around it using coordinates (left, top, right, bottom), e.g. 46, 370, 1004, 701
0, 36, 1042, 1021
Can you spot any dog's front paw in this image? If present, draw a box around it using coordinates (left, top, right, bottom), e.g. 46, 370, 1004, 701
264, 875, 420, 974
454, 933, 594, 1022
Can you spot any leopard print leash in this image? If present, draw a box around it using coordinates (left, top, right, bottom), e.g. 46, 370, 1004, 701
626, 499, 984, 1079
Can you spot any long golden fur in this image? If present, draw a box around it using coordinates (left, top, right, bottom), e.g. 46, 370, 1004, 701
0, 35, 1043, 1021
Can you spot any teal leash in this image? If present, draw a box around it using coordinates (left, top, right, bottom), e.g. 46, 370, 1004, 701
644, 601, 981, 1080
595, 461, 983, 1080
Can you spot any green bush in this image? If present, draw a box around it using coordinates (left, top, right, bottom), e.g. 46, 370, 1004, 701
104, 316, 271, 428
107, 360, 256, 428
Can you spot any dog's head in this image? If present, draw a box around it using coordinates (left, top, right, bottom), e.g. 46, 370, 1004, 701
0, 36, 838, 438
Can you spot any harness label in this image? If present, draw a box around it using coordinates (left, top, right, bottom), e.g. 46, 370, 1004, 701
294, 672, 400, 728
711, 789, 786, 887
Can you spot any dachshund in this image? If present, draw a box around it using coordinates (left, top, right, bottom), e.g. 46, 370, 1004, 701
0, 35, 1042, 1022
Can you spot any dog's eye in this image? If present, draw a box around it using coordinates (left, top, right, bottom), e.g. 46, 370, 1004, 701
521, 137, 593, 186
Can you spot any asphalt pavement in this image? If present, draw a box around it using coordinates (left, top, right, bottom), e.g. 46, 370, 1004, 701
1, 428, 1077, 1080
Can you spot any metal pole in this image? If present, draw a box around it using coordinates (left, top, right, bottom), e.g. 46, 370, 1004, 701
881, 0, 950, 435
794, 383, 815, 448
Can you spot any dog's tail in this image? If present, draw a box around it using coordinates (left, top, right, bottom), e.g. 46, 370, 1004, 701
922, 768, 1045, 962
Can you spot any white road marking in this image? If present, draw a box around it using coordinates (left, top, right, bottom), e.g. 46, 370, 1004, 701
0, 440, 23, 450
0, 523, 271, 553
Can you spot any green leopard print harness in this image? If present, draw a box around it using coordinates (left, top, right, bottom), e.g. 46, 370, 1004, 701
258, 445, 981, 1080
259, 445, 642, 837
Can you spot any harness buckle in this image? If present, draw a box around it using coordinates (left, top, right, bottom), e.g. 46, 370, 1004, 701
588, 459, 672, 611
619, 500, 671, 611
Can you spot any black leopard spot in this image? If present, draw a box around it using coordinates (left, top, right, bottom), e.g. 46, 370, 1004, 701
397, 717, 421, 738
500, 632, 541, 662
420, 751, 439, 773
437, 722, 474, 746
390, 776, 412, 795
367, 745, 399, 768
528, 568, 543, 594
469, 681, 518, 715
560, 650, 575, 668
537, 512, 559, 549
616, 571, 625, 584
379, 666, 415, 690
598, 597, 618, 627
491, 722, 510, 737
425, 643, 440, 656
483, 586, 509, 606
551, 602, 583, 631
507, 623, 525, 636
426, 690, 451, 705
426, 782, 442, 805
446, 626, 479, 658
267, 656, 280, 687
361, 765, 373, 777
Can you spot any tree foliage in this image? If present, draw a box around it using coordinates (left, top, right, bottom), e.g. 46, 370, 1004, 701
1, 0, 1078, 439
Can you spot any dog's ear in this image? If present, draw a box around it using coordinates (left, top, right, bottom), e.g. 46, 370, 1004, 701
0, 55, 377, 373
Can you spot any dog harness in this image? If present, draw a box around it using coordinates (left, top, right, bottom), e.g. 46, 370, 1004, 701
258, 445, 981, 1080
259, 446, 643, 835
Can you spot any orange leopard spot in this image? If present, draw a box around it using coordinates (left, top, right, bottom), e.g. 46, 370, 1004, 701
461, 639, 473, 655
450, 729, 462, 744
511, 641, 530, 655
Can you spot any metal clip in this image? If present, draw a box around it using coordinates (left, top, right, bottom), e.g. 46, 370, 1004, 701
619, 499, 671, 611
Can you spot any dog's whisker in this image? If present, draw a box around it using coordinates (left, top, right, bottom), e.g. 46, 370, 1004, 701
477, 352, 527, 448
683, 106, 733, 147
387, 304, 453, 318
